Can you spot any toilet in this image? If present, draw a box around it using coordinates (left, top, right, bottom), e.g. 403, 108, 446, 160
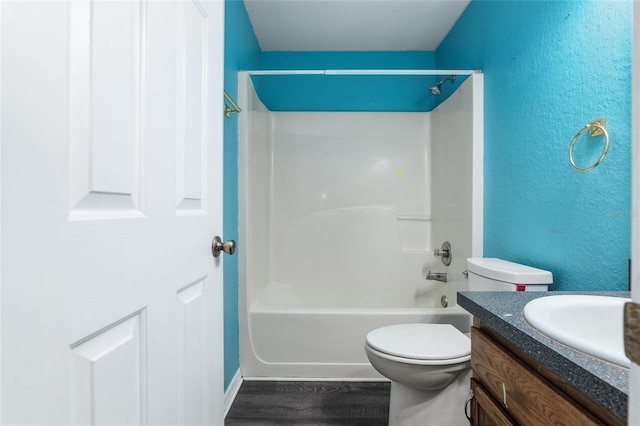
365, 258, 553, 426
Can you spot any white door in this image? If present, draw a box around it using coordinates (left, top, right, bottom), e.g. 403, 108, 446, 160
0, 1, 226, 424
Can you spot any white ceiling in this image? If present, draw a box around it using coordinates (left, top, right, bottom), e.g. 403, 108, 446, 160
242, 0, 471, 51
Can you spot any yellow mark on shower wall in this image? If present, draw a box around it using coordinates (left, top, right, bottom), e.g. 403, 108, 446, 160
397, 170, 403, 179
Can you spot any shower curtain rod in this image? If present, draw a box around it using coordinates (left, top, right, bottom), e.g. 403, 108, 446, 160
246, 69, 480, 76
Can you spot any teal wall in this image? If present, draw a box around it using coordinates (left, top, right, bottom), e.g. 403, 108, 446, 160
259, 51, 435, 69
223, 0, 260, 389
254, 52, 438, 111
437, 0, 631, 291
223, 0, 632, 390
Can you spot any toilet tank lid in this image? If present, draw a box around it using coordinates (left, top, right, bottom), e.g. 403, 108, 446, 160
467, 258, 553, 284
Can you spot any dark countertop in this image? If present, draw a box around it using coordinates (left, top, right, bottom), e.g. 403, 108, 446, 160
457, 291, 630, 423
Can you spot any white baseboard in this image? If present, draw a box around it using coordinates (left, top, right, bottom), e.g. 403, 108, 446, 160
224, 369, 243, 418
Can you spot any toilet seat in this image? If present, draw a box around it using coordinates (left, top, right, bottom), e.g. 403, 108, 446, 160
366, 324, 471, 364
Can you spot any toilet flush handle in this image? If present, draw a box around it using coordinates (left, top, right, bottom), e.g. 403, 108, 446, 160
433, 241, 452, 266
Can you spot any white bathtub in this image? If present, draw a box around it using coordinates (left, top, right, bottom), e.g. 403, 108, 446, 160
237, 71, 483, 380
241, 285, 471, 379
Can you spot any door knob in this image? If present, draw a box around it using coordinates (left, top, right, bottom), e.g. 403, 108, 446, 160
212, 236, 236, 257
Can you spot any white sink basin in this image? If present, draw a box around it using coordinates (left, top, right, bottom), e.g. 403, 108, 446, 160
523, 295, 631, 368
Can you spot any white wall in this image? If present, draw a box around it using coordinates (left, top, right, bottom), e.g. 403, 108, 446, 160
239, 72, 483, 311
431, 74, 483, 303
268, 111, 438, 307
238, 73, 271, 306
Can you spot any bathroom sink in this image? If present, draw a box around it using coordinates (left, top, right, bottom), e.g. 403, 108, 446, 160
523, 295, 631, 368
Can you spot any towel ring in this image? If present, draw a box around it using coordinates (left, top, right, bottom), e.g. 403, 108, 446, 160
568, 122, 609, 171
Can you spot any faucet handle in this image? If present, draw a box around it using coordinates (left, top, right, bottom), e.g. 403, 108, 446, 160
433, 241, 452, 266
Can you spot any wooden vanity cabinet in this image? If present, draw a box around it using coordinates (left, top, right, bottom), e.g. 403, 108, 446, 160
470, 378, 515, 426
470, 320, 624, 426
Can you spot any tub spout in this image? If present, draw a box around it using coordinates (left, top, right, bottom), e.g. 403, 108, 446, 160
426, 271, 448, 282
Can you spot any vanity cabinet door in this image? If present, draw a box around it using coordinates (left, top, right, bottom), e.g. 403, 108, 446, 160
471, 327, 601, 426
471, 378, 516, 426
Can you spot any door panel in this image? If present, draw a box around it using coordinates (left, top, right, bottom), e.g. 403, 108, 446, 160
176, 0, 208, 212
68, 0, 146, 218
177, 278, 208, 425
70, 311, 147, 426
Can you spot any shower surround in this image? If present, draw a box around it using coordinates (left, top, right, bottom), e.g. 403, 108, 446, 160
238, 71, 483, 379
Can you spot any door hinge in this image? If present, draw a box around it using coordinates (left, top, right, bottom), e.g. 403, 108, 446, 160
624, 301, 640, 365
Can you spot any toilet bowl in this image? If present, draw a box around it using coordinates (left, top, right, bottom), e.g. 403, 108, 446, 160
365, 258, 554, 426
365, 323, 471, 426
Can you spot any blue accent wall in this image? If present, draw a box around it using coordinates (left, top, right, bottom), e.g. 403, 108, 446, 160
254, 51, 438, 111
259, 51, 435, 70
223, 0, 260, 390
437, 0, 632, 290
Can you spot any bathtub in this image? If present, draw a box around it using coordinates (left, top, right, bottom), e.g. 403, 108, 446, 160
237, 71, 483, 380
241, 285, 472, 379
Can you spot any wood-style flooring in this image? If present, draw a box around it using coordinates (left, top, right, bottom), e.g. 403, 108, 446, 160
225, 381, 391, 425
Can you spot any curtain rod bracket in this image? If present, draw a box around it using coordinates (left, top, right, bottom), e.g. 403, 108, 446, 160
224, 90, 241, 117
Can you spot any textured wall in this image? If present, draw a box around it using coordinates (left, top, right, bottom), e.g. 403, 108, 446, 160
223, 0, 260, 389
437, 1, 632, 290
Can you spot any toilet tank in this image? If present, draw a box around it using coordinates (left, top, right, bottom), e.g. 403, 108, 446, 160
467, 258, 553, 291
